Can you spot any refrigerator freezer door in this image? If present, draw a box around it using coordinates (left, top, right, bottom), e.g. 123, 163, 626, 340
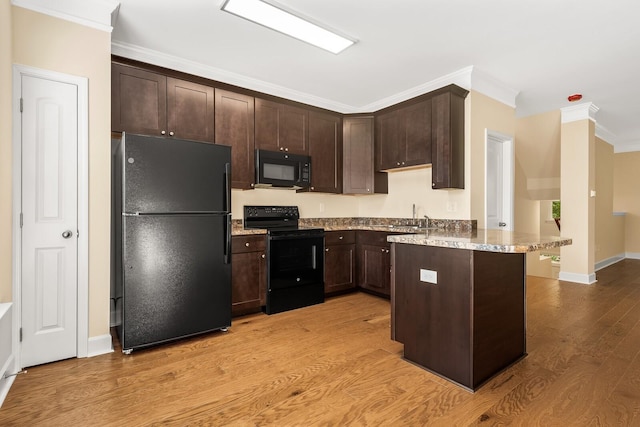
121, 214, 231, 351
123, 134, 231, 213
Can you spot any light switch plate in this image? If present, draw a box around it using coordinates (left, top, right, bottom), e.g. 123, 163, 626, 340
420, 268, 437, 284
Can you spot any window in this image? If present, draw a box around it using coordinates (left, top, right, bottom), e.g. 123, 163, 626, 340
552, 201, 561, 219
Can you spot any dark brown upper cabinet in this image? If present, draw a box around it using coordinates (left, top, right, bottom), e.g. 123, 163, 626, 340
375, 98, 432, 171
166, 77, 215, 142
308, 111, 342, 193
112, 63, 215, 143
255, 98, 309, 155
214, 89, 255, 189
343, 116, 388, 194
375, 110, 400, 171
431, 86, 467, 189
112, 63, 167, 136
401, 100, 432, 166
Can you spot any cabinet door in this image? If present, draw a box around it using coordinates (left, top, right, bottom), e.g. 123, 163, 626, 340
254, 98, 280, 152
215, 89, 255, 189
375, 110, 400, 170
255, 98, 309, 155
358, 244, 391, 297
231, 236, 266, 316
343, 116, 387, 194
401, 100, 432, 166
432, 90, 465, 189
166, 78, 215, 143
325, 243, 356, 294
112, 63, 167, 136
280, 104, 308, 155
309, 111, 342, 193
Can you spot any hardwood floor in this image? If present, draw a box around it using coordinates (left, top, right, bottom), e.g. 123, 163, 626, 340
2, 260, 640, 426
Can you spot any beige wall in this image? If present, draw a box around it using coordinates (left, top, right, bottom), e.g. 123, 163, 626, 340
613, 151, 640, 255
514, 111, 561, 276
560, 119, 596, 280
0, 0, 13, 302
595, 138, 625, 264
515, 110, 561, 201
468, 91, 516, 229
11, 7, 112, 337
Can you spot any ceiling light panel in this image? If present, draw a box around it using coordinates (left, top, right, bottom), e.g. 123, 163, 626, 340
221, 0, 355, 54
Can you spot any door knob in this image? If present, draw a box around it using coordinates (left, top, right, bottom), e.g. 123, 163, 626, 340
62, 230, 73, 239
498, 222, 507, 227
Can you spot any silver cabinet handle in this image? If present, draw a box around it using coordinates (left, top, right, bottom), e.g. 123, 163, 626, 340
245, 242, 250, 247
169, 131, 174, 136
499, 222, 507, 227
62, 230, 73, 239
161, 130, 166, 135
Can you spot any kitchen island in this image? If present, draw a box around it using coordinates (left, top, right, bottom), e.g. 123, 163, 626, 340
388, 229, 572, 391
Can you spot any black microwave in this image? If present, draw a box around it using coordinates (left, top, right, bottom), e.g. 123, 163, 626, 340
255, 149, 311, 189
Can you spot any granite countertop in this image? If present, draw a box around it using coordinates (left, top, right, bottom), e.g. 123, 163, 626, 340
231, 217, 477, 236
387, 229, 572, 253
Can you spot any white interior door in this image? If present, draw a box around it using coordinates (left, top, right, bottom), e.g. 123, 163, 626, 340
486, 132, 514, 231
20, 74, 78, 367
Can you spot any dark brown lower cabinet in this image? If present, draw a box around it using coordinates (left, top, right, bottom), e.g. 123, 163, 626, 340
324, 231, 356, 295
356, 231, 396, 298
231, 235, 266, 316
391, 243, 526, 391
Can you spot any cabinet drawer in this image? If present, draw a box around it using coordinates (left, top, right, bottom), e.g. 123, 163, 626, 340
325, 230, 356, 245
357, 230, 397, 247
232, 235, 266, 254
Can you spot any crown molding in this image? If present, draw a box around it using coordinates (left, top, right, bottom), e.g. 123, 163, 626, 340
469, 66, 519, 109
357, 66, 474, 112
561, 102, 599, 124
12, 0, 120, 32
614, 140, 640, 154
111, 41, 356, 113
111, 43, 520, 114
595, 123, 616, 146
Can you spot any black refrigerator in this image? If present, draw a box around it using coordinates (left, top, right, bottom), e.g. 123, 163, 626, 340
113, 133, 232, 353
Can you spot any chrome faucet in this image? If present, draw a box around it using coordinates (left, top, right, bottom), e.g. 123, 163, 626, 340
424, 214, 430, 228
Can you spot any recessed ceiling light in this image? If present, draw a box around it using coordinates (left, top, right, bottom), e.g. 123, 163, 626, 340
221, 0, 356, 54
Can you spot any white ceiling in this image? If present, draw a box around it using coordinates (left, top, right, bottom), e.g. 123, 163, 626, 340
21, 0, 640, 151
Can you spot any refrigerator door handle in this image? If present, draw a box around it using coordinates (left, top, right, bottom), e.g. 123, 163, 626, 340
224, 162, 231, 213
224, 213, 231, 264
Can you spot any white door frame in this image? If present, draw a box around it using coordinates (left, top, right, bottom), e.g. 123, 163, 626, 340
484, 129, 514, 231
12, 64, 89, 366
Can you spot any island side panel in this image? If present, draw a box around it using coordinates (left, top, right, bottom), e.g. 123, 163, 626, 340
472, 250, 526, 388
393, 244, 474, 388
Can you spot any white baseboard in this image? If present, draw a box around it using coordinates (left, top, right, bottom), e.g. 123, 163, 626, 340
87, 334, 114, 358
626, 252, 640, 260
558, 271, 597, 285
595, 254, 626, 271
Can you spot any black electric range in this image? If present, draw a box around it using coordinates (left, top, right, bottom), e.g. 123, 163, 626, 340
244, 206, 325, 314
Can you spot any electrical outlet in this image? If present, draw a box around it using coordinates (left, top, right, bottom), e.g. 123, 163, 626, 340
319, 203, 325, 213
420, 268, 438, 284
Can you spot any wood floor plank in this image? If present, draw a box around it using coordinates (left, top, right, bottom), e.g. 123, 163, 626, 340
3, 262, 640, 426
